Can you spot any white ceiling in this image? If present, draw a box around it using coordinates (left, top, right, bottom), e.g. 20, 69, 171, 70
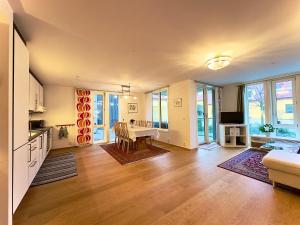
9, 0, 300, 92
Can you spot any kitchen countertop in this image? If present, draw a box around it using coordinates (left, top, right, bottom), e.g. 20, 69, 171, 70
28, 127, 52, 141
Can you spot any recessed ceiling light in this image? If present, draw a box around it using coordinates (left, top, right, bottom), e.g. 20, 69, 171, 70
207, 56, 232, 70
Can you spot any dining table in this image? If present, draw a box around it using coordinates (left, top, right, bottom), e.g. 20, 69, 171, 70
127, 126, 159, 142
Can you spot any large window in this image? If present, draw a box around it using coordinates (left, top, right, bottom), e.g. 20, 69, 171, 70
152, 89, 168, 129
246, 83, 265, 135
245, 78, 298, 139
272, 79, 296, 138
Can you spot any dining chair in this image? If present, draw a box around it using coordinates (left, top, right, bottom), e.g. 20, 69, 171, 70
119, 122, 135, 153
113, 122, 122, 149
141, 120, 147, 127
146, 121, 153, 128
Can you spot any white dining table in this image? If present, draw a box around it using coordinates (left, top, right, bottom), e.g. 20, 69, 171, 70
127, 126, 159, 142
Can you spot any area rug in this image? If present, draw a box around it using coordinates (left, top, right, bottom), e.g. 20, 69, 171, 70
31, 152, 78, 186
199, 142, 221, 151
100, 143, 170, 165
218, 149, 271, 184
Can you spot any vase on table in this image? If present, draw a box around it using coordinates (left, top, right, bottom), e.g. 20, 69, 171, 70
265, 132, 271, 137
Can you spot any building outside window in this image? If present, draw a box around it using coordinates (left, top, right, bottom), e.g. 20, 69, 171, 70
245, 78, 297, 139
272, 79, 296, 138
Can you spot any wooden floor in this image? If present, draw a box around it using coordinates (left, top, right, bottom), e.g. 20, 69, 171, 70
14, 142, 300, 225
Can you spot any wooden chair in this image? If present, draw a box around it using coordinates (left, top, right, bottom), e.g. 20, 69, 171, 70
141, 120, 147, 127
113, 122, 122, 149
119, 122, 135, 153
146, 121, 153, 128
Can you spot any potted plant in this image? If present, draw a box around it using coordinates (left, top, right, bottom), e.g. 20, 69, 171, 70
259, 124, 274, 137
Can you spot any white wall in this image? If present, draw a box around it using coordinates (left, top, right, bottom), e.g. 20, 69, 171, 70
0, 1, 13, 224
221, 84, 238, 112
119, 92, 145, 122
31, 85, 77, 149
145, 80, 198, 149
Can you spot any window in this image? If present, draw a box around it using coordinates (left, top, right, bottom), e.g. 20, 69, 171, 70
272, 79, 296, 138
285, 104, 293, 113
245, 83, 265, 135
152, 89, 168, 129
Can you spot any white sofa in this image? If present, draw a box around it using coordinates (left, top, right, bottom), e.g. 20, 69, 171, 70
262, 150, 300, 189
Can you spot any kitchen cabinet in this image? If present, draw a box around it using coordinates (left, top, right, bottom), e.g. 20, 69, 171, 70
13, 144, 30, 213
38, 134, 43, 169
28, 138, 39, 185
13, 130, 50, 212
39, 83, 44, 106
29, 72, 45, 112
29, 73, 37, 111
43, 131, 48, 159
13, 30, 29, 150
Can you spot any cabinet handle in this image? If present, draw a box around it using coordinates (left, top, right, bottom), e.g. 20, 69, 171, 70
40, 136, 43, 149
30, 146, 37, 151
28, 146, 32, 163
30, 160, 37, 167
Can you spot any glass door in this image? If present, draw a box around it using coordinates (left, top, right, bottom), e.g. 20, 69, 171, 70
92, 92, 105, 143
197, 84, 216, 144
207, 87, 216, 142
108, 94, 119, 142
197, 86, 205, 144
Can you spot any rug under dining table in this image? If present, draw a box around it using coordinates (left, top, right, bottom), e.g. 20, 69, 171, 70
100, 143, 169, 165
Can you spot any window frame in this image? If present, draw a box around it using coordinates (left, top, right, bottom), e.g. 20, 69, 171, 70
245, 82, 266, 135
271, 78, 296, 129
152, 88, 168, 129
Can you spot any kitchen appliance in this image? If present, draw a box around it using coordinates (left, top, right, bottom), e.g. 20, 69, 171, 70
29, 120, 45, 130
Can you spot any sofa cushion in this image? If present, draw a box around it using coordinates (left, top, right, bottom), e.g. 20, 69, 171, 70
262, 150, 300, 176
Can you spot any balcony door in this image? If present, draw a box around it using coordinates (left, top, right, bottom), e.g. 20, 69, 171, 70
197, 84, 216, 144
92, 92, 105, 143
92, 92, 120, 144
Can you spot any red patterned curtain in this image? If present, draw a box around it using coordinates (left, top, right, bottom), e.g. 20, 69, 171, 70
75, 89, 92, 146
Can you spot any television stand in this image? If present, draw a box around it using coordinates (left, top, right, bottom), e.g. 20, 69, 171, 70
219, 124, 248, 148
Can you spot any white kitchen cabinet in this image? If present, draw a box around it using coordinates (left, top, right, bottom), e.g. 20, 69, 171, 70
28, 139, 39, 185
29, 73, 36, 111
13, 144, 30, 213
29, 73, 44, 112
38, 134, 43, 169
39, 83, 44, 106
14, 30, 29, 150
43, 131, 48, 160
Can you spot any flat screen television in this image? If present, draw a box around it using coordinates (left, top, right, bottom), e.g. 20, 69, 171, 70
220, 112, 244, 124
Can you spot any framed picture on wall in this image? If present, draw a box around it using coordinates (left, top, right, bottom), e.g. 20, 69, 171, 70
128, 103, 138, 113
174, 98, 182, 107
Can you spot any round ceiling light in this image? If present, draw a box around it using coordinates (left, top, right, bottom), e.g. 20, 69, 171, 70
206, 56, 232, 70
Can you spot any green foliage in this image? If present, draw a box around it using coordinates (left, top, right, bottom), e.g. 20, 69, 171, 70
259, 124, 274, 133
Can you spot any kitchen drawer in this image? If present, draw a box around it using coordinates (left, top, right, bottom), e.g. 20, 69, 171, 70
28, 139, 38, 164
28, 159, 38, 185
13, 144, 30, 212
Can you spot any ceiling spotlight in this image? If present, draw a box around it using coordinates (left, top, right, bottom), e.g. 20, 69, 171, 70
207, 56, 232, 70
133, 96, 137, 100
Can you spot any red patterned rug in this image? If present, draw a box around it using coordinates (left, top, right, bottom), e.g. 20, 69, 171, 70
100, 143, 170, 165
218, 149, 271, 184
